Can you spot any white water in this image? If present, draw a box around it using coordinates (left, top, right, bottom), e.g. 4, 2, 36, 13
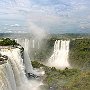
0, 48, 43, 90
0, 62, 16, 90
24, 39, 33, 73
48, 40, 70, 69
0, 38, 45, 90
38, 41, 40, 49
16, 38, 36, 74
16, 38, 44, 75
33, 40, 35, 48
32, 39, 40, 49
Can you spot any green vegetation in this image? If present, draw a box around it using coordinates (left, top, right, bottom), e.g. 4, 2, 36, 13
70, 39, 90, 68
31, 37, 90, 90
32, 61, 90, 90
0, 38, 18, 46
49, 33, 90, 40
31, 61, 45, 68
31, 38, 90, 90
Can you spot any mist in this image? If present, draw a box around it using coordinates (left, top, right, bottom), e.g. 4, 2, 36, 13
28, 22, 48, 40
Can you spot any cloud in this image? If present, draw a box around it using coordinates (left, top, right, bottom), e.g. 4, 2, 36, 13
0, 0, 90, 33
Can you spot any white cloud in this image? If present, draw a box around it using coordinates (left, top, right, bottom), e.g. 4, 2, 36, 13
0, 0, 90, 33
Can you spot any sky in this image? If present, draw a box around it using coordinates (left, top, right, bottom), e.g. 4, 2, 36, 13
0, 0, 90, 33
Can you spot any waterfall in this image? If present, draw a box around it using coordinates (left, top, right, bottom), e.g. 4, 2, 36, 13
16, 38, 44, 76
0, 62, 16, 90
0, 37, 45, 90
33, 40, 35, 48
48, 40, 70, 69
24, 39, 33, 74
32, 40, 40, 49
0, 48, 29, 90
16, 38, 33, 74
38, 41, 40, 49
0, 48, 43, 90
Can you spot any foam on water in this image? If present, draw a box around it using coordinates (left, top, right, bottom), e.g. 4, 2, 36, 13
48, 40, 70, 69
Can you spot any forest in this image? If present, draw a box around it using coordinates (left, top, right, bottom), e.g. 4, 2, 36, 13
0, 38, 18, 46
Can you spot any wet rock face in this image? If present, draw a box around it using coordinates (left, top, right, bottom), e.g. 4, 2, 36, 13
20, 47, 24, 60
0, 54, 8, 65
15, 45, 24, 60
0, 44, 24, 65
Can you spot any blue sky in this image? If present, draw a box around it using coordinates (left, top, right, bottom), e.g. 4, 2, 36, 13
0, 0, 90, 33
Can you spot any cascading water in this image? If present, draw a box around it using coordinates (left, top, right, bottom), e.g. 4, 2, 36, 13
48, 40, 70, 69
16, 38, 44, 75
32, 40, 39, 49
15, 38, 34, 74
0, 61, 16, 90
38, 41, 40, 49
0, 48, 43, 90
0, 38, 44, 90
33, 40, 35, 48
24, 39, 33, 74
0, 48, 29, 90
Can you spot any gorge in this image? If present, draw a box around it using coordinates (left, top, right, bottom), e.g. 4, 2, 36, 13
0, 36, 90, 90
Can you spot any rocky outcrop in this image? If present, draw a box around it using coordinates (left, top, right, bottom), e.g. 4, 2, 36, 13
0, 54, 8, 65
16, 45, 24, 60
0, 43, 24, 65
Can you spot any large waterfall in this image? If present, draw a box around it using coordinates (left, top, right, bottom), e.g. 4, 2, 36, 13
16, 38, 44, 75
0, 60, 16, 90
0, 38, 44, 90
0, 48, 29, 90
23, 39, 34, 74
48, 40, 70, 69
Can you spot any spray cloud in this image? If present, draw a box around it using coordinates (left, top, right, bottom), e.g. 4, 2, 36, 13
28, 22, 47, 40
